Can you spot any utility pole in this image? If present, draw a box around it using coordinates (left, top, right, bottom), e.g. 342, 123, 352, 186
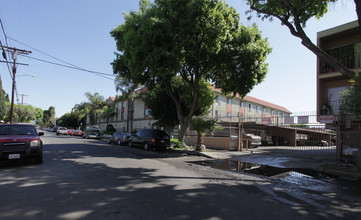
18, 94, 29, 105
1, 46, 31, 123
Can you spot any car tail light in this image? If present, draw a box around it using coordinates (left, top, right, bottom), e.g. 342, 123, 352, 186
151, 138, 155, 143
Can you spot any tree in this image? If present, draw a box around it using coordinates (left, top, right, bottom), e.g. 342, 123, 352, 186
246, 0, 355, 78
342, 73, 361, 116
56, 113, 79, 128
84, 92, 105, 125
190, 118, 221, 151
113, 75, 140, 132
72, 101, 91, 128
100, 105, 116, 127
43, 106, 56, 127
111, 0, 271, 142
0, 78, 8, 120
146, 77, 215, 127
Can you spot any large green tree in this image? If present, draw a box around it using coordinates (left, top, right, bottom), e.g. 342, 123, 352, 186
246, 0, 355, 78
56, 112, 79, 128
112, 0, 271, 142
146, 77, 215, 127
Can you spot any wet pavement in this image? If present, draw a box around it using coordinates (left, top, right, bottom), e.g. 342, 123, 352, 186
197, 148, 361, 181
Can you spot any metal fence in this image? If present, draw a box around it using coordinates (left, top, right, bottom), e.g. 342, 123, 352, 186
187, 112, 339, 159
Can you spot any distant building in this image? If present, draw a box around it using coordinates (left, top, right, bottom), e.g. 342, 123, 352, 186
95, 87, 291, 135
317, 20, 360, 116
209, 87, 291, 125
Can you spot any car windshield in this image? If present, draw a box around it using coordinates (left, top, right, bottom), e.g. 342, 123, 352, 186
0, 125, 37, 136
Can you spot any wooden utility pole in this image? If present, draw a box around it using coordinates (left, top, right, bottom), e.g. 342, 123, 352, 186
238, 112, 243, 152
1, 46, 31, 123
18, 94, 29, 105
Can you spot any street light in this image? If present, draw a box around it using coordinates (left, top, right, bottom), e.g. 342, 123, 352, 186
17, 74, 36, 78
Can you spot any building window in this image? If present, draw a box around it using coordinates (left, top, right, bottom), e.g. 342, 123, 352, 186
216, 96, 221, 106
215, 110, 220, 120
256, 106, 260, 113
240, 102, 244, 108
227, 113, 232, 121
263, 107, 267, 113
271, 110, 274, 115
249, 104, 253, 113
227, 98, 232, 105
144, 108, 149, 118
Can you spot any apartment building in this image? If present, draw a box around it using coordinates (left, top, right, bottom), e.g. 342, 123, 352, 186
317, 20, 360, 116
95, 86, 291, 132
209, 87, 291, 125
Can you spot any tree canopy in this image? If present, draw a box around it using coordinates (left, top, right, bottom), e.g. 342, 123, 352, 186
84, 92, 105, 125
246, 0, 354, 78
112, 0, 271, 141
146, 77, 215, 127
342, 73, 361, 117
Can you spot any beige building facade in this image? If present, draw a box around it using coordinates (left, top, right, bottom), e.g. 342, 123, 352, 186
95, 87, 291, 133
317, 20, 360, 116
209, 87, 291, 125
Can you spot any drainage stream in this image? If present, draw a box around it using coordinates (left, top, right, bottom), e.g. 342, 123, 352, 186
193, 159, 361, 194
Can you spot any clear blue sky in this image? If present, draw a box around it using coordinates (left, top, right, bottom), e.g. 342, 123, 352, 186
0, 0, 357, 117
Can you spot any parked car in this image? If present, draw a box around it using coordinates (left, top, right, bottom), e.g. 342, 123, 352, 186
67, 129, 74, 135
83, 127, 102, 139
243, 130, 262, 148
128, 129, 171, 151
0, 124, 44, 164
259, 130, 273, 146
56, 127, 68, 135
71, 130, 83, 137
50, 127, 58, 132
107, 131, 132, 145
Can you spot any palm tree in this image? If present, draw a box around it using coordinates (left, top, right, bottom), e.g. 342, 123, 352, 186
114, 76, 139, 132
72, 101, 91, 129
84, 92, 105, 126
190, 118, 221, 152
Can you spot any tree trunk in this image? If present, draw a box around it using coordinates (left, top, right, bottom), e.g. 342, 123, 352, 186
168, 81, 200, 145
196, 133, 205, 152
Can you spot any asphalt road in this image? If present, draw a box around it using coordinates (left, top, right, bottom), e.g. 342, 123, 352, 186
0, 131, 360, 220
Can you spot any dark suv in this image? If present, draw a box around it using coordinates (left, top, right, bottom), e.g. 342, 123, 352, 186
128, 129, 170, 151
0, 124, 44, 164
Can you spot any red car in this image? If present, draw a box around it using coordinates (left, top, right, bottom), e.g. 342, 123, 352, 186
67, 129, 73, 135
0, 124, 44, 164
71, 130, 83, 137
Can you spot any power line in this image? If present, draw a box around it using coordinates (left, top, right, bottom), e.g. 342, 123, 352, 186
0, 17, 14, 81
9, 36, 83, 69
20, 55, 116, 81
9, 37, 116, 81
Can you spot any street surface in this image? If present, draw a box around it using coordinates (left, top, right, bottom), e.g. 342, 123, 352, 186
0, 131, 361, 220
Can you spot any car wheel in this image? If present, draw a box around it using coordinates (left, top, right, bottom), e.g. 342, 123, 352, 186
144, 143, 149, 151
35, 155, 43, 164
128, 141, 133, 148
117, 139, 121, 145
107, 138, 111, 144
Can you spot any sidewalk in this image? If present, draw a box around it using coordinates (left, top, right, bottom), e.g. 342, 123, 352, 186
196, 148, 361, 181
